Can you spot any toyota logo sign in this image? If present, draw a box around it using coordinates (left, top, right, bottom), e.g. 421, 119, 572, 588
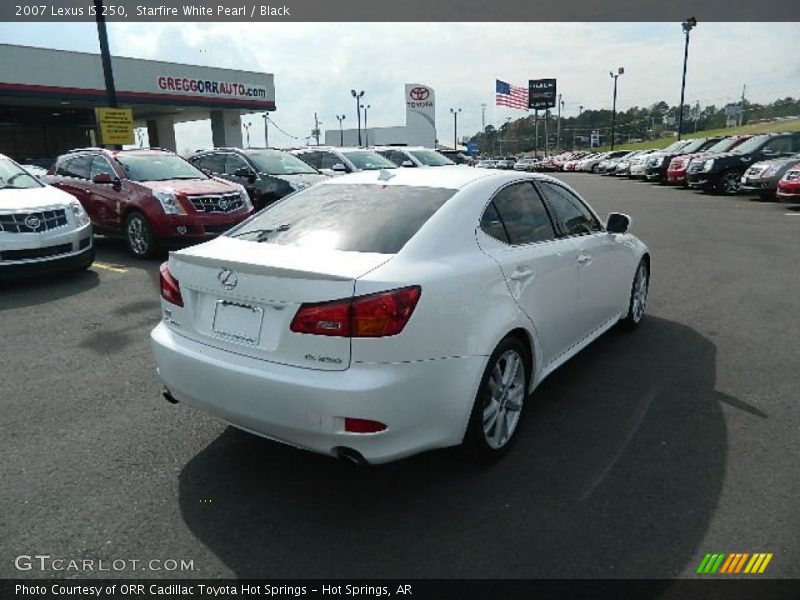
409, 87, 430, 101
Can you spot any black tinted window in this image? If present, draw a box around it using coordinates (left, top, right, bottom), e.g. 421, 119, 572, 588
193, 153, 226, 173
489, 182, 555, 245
480, 201, 510, 243
224, 153, 251, 175
538, 182, 601, 236
763, 137, 793, 154
319, 152, 345, 170
228, 184, 455, 254
296, 152, 321, 169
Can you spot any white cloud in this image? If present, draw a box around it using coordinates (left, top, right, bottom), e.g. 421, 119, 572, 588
3, 22, 799, 149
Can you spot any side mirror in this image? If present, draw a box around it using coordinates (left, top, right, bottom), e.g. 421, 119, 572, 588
331, 163, 348, 173
606, 212, 631, 234
401, 160, 415, 168
92, 173, 113, 184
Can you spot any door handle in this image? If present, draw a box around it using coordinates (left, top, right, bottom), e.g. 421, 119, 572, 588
578, 253, 592, 264
510, 267, 534, 281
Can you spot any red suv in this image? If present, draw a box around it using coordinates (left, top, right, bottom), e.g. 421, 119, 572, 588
46, 148, 253, 258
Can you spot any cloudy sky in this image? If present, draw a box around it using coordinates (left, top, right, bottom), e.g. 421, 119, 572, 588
2, 22, 799, 151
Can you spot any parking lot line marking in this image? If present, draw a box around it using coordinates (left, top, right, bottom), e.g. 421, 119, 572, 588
92, 262, 128, 274
784, 213, 800, 216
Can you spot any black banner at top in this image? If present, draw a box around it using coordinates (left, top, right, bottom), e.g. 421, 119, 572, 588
528, 78, 557, 111
0, 0, 799, 21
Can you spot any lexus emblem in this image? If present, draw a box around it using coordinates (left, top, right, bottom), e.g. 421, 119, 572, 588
218, 269, 238, 290
25, 215, 42, 230
409, 87, 429, 101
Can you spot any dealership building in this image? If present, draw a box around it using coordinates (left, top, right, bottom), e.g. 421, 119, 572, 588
0, 44, 275, 162
325, 84, 436, 148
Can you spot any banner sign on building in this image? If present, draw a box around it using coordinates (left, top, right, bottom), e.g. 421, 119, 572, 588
95, 107, 134, 145
528, 78, 557, 110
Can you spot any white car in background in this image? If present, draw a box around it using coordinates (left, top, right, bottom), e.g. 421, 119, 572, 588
0, 154, 93, 279
151, 167, 650, 464
375, 146, 455, 168
290, 146, 398, 177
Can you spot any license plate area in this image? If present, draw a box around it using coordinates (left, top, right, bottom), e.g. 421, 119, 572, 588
212, 300, 264, 345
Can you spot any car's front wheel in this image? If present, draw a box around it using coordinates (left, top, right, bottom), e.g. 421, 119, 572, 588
620, 259, 649, 329
716, 170, 742, 195
463, 336, 530, 461
124, 211, 158, 259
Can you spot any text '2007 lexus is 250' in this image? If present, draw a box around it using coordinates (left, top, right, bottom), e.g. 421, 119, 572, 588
150, 166, 650, 465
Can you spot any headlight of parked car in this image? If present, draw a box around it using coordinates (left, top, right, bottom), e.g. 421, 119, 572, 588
70, 201, 91, 227
763, 165, 782, 178
153, 190, 186, 215
703, 159, 715, 172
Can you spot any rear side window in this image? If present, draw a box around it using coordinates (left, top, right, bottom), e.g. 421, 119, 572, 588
483, 182, 556, 245
537, 181, 602, 236
228, 184, 455, 254
61, 155, 91, 179
296, 152, 321, 169
193, 153, 226, 173
318, 152, 346, 170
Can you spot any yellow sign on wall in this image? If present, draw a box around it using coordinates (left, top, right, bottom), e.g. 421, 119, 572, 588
95, 107, 134, 145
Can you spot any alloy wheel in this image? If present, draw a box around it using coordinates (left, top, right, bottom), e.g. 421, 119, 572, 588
482, 350, 525, 449
631, 263, 649, 323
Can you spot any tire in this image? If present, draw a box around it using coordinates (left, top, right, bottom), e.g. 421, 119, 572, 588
620, 259, 649, 330
462, 336, 531, 461
124, 211, 158, 259
715, 170, 742, 196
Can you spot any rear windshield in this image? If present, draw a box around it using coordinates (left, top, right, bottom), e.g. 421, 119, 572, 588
341, 151, 398, 170
227, 184, 455, 254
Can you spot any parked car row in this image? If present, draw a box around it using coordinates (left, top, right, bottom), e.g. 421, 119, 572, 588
542, 132, 800, 200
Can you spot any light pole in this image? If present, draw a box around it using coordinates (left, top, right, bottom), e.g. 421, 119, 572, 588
609, 67, 624, 150
481, 103, 487, 131
262, 113, 269, 147
677, 17, 697, 140
335, 114, 346, 146
556, 94, 564, 151
360, 104, 370, 147
351, 89, 365, 146
450, 107, 462, 150
243, 121, 251, 147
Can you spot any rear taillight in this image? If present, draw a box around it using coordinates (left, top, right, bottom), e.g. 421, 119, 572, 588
159, 262, 184, 307
290, 286, 421, 338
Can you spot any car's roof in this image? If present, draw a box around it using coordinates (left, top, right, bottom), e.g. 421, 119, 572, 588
292, 146, 380, 153
319, 164, 562, 191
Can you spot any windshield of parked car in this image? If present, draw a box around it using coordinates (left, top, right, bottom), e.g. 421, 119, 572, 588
341, 151, 398, 170
705, 138, 737, 153
227, 184, 454, 253
661, 141, 689, 154
115, 153, 208, 182
409, 150, 454, 166
245, 150, 319, 176
678, 139, 710, 154
732, 135, 771, 155
0, 158, 44, 190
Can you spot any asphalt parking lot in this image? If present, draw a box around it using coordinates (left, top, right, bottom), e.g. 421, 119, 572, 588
1, 174, 799, 580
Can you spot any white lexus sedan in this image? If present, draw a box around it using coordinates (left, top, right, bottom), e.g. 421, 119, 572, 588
151, 167, 649, 464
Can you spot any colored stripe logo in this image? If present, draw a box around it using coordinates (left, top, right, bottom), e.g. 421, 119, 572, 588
697, 552, 773, 574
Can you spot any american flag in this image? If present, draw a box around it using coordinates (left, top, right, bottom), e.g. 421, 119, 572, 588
496, 79, 528, 110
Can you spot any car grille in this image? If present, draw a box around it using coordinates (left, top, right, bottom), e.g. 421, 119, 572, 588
785, 170, 800, 181
0, 209, 68, 233
187, 192, 243, 214
687, 162, 704, 174
1, 243, 72, 261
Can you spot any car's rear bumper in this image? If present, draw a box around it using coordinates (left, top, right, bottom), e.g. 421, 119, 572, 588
150, 323, 485, 464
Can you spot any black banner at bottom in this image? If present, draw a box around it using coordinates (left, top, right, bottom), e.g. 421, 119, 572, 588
2, 579, 800, 600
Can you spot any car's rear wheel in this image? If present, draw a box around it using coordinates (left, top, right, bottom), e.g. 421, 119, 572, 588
716, 170, 741, 195
124, 211, 158, 259
463, 336, 530, 461
620, 259, 649, 330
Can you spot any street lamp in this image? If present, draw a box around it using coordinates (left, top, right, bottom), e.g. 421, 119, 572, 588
360, 104, 370, 147
450, 107, 462, 151
351, 89, 365, 146
609, 67, 624, 150
243, 121, 251, 147
677, 17, 697, 140
335, 114, 346, 147
262, 112, 269, 147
